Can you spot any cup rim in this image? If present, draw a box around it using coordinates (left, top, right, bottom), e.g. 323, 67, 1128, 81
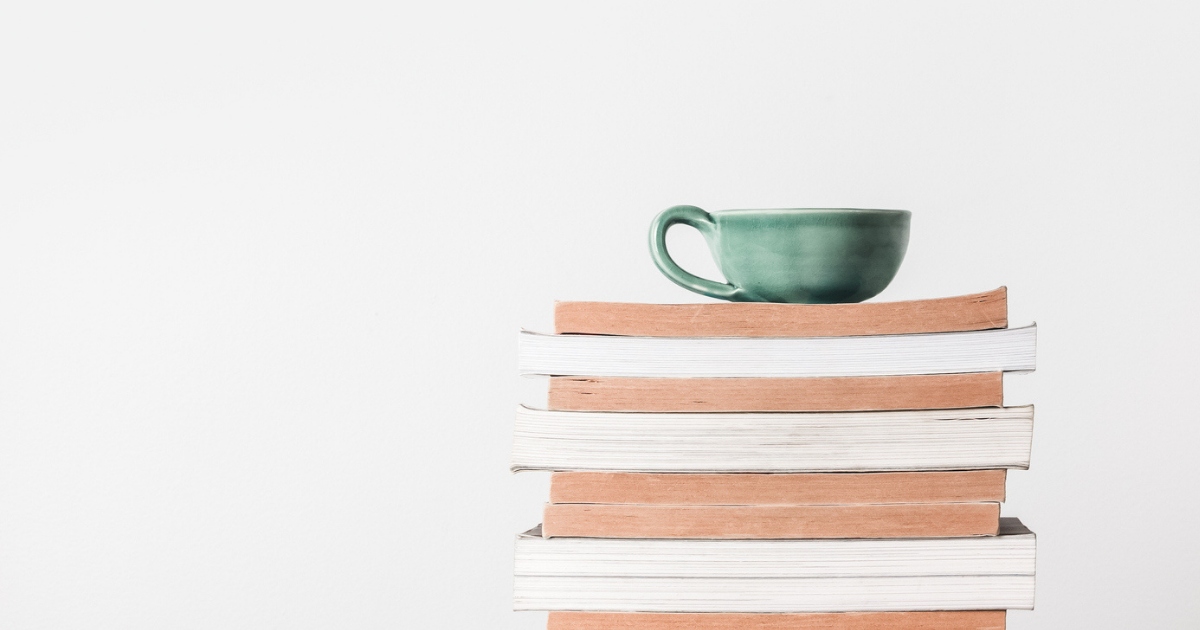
714, 208, 911, 216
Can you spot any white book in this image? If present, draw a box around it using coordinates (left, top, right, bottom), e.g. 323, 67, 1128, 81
516, 520, 1036, 577
513, 519, 1036, 612
515, 574, 1035, 612
518, 324, 1036, 378
512, 405, 1034, 472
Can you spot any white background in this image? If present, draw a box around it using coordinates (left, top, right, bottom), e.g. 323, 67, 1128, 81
2, 2, 1198, 628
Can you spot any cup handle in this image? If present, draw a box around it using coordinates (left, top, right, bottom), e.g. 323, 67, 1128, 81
649, 205, 743, 301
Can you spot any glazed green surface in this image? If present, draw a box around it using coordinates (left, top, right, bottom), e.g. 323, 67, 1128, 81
649, 206, 910, 303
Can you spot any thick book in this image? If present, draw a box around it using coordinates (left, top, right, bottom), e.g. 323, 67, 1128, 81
512, 406, 1034, 472
547, 611, 1007, 630
519, 325, 1036, 378
541, 502, 1000, 538
550, 470, 1007, 505
555, 288, 1008, 337
514, 519, 1036, 612
547, 373, 1002, 412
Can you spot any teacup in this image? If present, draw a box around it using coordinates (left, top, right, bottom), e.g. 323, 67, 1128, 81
649, 206, 910, 304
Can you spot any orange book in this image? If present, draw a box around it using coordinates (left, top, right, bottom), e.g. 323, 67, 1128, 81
547, 611, 1006, 630
541, 502, 1000, 539
550, 470, 1006, 505
548, 373, 1002, 412
554, 288, 1006, 337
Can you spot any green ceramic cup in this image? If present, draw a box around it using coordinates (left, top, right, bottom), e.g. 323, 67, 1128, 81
649, 206, 911, 304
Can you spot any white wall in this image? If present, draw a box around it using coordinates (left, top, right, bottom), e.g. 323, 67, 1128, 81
2, 2, 1198, 628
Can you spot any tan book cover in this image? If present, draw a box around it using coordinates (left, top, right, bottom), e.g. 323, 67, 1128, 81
547, 372, 1002, 412
550, 470, 1006, 505
541, 502, 1001, 538
554, 288, 1006, 338
548, 611, 1006, 630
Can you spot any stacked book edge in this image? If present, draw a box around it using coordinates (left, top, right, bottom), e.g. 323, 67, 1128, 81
513, 288, 1036, 628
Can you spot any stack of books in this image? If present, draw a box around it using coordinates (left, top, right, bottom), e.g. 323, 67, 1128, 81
514, 288, 1036, 630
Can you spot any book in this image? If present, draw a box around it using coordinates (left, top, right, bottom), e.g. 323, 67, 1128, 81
518, 574, 1034, 612
516, 519, 1035, 577
541, 502, 1000, 538
549, 470, 1007, 505
519, 324, 1036, 378
547, 373, 1002, 412
512, 406, 1034, 472
554, 288, 1008, 338
514, 519, 1036, 612
547, 611, 1007, 630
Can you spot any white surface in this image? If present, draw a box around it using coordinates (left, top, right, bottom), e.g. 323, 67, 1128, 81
1, 1, 1198, 628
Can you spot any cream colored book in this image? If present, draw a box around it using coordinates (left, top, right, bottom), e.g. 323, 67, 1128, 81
514, 519, 1036, 612
518, 324, 1036, 378
512, 405, 1034, 472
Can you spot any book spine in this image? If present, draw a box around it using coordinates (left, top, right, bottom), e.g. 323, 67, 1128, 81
549, 470, 1007, 505
547, 611, 1007, 630
547, 373, 1003, 412
554, 288, 1008, 337
541, 503, 1001, 539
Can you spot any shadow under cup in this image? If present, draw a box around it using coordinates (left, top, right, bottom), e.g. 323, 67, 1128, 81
649, 207, 911, 304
